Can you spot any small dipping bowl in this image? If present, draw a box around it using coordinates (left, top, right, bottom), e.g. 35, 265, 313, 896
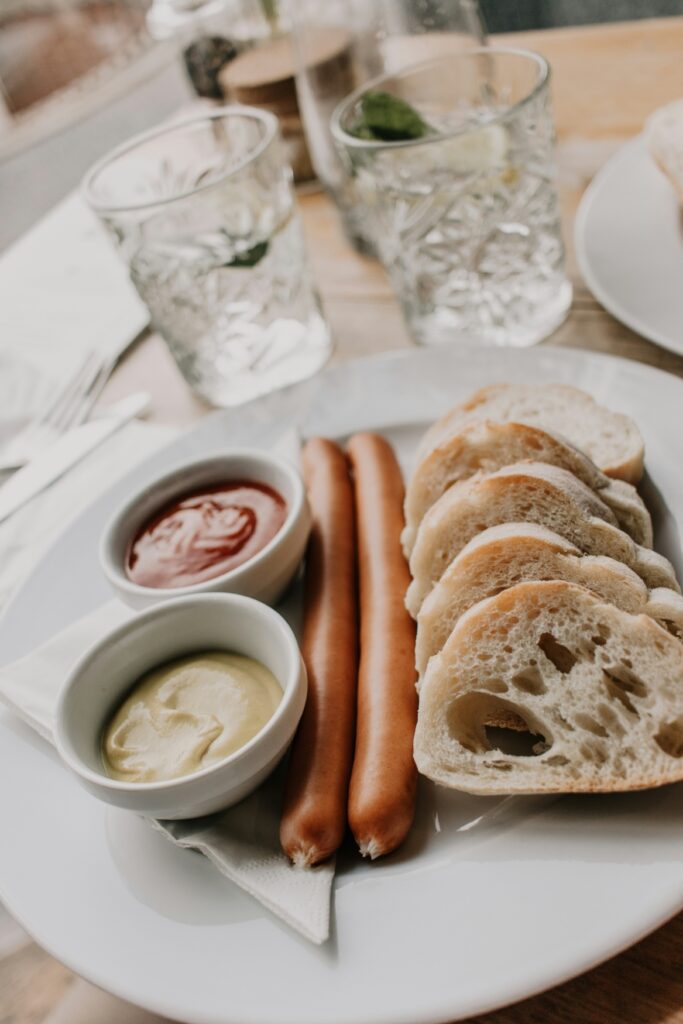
54, 594, 307, 819
100, 450, 310, 610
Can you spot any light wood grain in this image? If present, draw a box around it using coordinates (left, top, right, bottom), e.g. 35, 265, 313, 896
498, 19, 683, 140
470, 910, 683, 1024
0, 940, 71, 1024
3, 15, 683, 1024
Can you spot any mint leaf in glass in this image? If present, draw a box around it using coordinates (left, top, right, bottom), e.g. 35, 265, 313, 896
352, 90, 429, 142
225, 240, 269, 268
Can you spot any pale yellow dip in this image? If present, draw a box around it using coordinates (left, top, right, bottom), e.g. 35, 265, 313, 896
103, 652, 282, 783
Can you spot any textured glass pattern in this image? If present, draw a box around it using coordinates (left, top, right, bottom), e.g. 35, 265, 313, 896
336, 52, 572, 347
86, 111, 331, 406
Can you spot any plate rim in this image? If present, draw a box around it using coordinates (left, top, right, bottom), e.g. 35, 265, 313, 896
5, 334, 683, 644
574, 133, 683, 358
1, 343, 682, 1024
0, 857, 679, 1024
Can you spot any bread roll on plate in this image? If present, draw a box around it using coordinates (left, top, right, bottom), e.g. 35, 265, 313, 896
415, 523, 683, 676
417, 384, 644, 484
414, 580, 683, 794
403, 420, 651, 556
406, 462, 679, 616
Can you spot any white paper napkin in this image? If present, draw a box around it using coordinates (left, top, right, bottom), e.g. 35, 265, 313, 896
0, 599, 333, 943
0, 192, 150, 457
0, 420, 333, 945
0, 193, 148, 382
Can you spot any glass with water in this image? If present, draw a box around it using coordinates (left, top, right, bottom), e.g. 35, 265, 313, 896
332, 49, 571, 348
83, 108, 331, 406
289, 0, 486, 254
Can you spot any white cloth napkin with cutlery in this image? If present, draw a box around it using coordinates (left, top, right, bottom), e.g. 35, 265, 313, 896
0, 192, 150, 462
0, 421, 334, 945
0, 193, 148, 383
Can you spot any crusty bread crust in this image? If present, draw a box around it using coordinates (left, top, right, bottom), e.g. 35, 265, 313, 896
414, 581, 683, 794
403, 420, 652, 556
417, 384, 645, 484
406, 463, 679, 616
415, 523, 683, 676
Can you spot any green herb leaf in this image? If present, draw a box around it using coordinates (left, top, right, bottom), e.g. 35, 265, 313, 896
349, 122, 376, 141
353, 90, 429, 142
225, 240, 269, 268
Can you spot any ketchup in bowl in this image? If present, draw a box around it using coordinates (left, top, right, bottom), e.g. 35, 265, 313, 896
125, 481, 287, 589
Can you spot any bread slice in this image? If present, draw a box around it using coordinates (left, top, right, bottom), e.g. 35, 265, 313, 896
406, 462, 679, 616
414, 580, 683, 794
403, 420, 651, 555
417, 384, 644, 484
416, 524, 683, 675
647, 97, 683, 205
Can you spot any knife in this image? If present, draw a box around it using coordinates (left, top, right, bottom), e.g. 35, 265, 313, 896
0, 391, 151, 524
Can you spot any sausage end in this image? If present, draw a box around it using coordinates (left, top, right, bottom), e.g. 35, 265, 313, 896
280, 813, 344, 868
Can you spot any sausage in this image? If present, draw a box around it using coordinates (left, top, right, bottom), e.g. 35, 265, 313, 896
347, 433, 418, 859
280, 438, 358, 866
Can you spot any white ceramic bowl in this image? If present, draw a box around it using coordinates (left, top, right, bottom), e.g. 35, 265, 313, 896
54, 594, 307, 820
100, 450, 310, 610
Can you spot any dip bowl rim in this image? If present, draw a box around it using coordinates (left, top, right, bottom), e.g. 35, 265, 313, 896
54, 593, 306, 815
99, 448, 309, 608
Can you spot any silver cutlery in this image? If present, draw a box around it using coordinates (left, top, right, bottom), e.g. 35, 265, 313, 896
0, 349, 115, 473
0, 391, 150, 525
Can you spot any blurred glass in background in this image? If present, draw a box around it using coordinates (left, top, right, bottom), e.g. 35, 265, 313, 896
332, 49, 571, 347
83, 106, 332, 406
289, 0, 486, 252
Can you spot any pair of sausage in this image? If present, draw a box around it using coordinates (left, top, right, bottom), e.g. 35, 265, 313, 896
279, 434, 417, 866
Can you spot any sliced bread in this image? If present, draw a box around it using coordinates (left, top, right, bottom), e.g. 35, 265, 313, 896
415, 523, 683, 675
406, 462, 679, 616
417, 384, 644, 484
403, 420, 652, 555
414, 580, 683, 794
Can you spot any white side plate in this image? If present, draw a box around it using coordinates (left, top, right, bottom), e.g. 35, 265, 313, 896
576, 134, 683, 356
0, 346, 681, 1024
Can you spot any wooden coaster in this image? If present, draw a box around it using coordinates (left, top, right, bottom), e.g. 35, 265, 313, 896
219, 27, 352, 110
218, 28, 352, 182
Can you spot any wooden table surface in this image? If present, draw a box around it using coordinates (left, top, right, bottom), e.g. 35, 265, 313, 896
3, 15, 683, 1024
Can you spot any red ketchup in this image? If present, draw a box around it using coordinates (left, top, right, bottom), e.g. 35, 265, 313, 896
125, 481, 287, 589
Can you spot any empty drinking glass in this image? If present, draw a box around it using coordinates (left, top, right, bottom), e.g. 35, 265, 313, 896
332, 49, 572, 348
83, 107, 332, 406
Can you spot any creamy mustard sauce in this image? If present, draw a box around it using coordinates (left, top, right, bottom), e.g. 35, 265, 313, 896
103, 652, 282, 783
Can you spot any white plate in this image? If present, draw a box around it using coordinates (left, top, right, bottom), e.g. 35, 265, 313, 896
575, 134, 683, 356
0, 346, 682, 1024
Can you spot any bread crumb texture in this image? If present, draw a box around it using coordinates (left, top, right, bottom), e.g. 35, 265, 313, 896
414, 581, 683, 794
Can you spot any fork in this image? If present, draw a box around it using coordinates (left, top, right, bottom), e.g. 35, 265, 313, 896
0, 350, 114, 473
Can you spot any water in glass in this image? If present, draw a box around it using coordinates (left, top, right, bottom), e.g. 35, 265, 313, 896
333, 51, 571, 348
84, 109, 331, 406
